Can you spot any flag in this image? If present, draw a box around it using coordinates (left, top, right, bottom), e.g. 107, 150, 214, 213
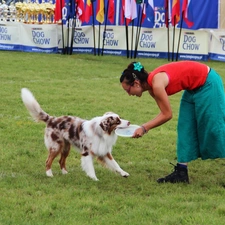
125, 0, 137, 25
120, 0, 125, 24
164, 0, 169, 27
85, 0, 92, 23
54, 0, 65, 22
171, 0, 180, 26
145, 0, 154, 24
67, 0, 76, 19
96, 0, 104, 23
108, 0, 115, 24
76, 0, 85, 23
140, 1, 146, 24
182, 0, 194, 28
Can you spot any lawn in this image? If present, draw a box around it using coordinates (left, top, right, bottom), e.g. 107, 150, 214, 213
1, 51, 225, 225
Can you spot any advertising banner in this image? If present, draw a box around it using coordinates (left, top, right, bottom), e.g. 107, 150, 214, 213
131, 27, 208, 60
135, 28, 168, 59
0, 22, 21, 51
173, 29, 209, 61
209, 30, 225, 62
20, 23, 58, 53
59, 0, 219, 30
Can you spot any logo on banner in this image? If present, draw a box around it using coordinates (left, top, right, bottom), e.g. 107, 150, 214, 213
102, 29, 118, 47
140, 30, 156, 48
73, 28, 89, 44
0, 25, 11, 41
183, 32, 200, 51
154, 7, 168, 28
32, 28, 50, 45
220, 36, 225, 51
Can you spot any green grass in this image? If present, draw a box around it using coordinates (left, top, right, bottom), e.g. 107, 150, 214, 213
1, 51, 225, 225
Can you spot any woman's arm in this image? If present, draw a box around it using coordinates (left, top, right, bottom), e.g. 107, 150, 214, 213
133, 72, 172, 137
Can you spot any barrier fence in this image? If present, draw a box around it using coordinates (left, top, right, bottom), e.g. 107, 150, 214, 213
0, 21, 224, 62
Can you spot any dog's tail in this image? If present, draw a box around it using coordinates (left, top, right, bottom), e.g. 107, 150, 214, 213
21, 88, 50, 123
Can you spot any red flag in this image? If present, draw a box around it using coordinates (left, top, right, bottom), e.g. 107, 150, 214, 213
141, 2, 146, 24
182, 0, 194, 28
96, 0, 104, 23
108, 0, 115, 24
171, 0, 180, 26
164, 0, 169, 27
76, 0, 85, 23
54, 0, 65, 22
120, 0, 125, 24
85, 0, 92, 23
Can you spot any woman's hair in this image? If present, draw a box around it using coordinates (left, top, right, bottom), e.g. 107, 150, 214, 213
120, 62, 149, 85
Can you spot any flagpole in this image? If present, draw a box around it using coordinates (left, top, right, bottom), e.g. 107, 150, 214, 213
130, 19, 134, 59
69, 18, 76, 55
172, 16, 176, 61
176, 11, 184, 61
66, 0, 73, 55
134, 4, 141, 59
167, 25, 170, 61
60, 0, 65, 54
101, 0, 109, 56
66, 19, 70, 54
97, 22, 101, 55
134, 3, 144, 59
125, 20, 129, 58
165, 0, 170, 61
91, 1, 96, 56
69, 1, 77, 55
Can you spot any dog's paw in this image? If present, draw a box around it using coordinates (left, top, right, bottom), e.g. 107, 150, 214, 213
121, 171, 130, 177
46, 169, 53, 177
89, 176, 99, 181
61, 168, 68, 175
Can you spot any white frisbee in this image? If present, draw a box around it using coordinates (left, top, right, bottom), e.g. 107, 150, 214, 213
115, 124, 140, 137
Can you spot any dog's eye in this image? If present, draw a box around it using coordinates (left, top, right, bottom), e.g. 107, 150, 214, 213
116, 119, 121, 124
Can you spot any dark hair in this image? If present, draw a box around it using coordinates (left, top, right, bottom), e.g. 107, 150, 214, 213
120, 62, 149, 85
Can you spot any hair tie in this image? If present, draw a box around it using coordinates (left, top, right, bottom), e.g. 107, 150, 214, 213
133, 62, 143, 72
132, 73, 137, 79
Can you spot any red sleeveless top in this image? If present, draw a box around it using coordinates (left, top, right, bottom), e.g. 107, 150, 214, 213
147, 61, 208, 96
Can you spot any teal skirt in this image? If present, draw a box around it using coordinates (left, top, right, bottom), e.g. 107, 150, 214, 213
177, 69, 225, 162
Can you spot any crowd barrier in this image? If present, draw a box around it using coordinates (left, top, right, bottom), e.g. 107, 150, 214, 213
0, 21, 225, 62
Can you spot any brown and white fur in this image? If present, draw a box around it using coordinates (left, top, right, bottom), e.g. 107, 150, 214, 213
21, 88, 130, 181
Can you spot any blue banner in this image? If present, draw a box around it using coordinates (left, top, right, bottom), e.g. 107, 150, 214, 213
61, 0, 218, 29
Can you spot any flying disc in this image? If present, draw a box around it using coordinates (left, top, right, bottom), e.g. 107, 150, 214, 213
115, 125, 140, 137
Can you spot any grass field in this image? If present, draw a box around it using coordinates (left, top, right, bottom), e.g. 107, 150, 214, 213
1, 51, 225, 225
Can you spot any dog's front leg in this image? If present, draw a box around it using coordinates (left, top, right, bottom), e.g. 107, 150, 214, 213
81, 154, 99, 181
101, 153, 130, 177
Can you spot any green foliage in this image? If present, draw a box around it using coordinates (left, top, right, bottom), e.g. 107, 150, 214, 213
1, 51, 225, 225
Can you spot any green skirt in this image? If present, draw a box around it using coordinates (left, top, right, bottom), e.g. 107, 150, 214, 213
177, 69, 225, 162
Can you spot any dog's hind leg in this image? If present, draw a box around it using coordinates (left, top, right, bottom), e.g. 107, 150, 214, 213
59, 140, 71, 175
81, 154, 98, 181
98, 153, 130, 178
46, 147, 61, 177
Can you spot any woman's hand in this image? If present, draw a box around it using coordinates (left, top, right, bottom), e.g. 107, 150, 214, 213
132, 126, 146, 138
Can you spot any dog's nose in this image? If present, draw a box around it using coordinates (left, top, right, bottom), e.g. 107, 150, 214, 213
128, 121, 130, 126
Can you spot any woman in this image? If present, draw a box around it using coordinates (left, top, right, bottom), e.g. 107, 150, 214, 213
120, 61, 225, 183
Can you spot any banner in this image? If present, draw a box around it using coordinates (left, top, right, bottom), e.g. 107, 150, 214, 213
209, 30, 225, 62
134, 27, 208, 60
58, 0, 218, 29
136, 28, 168, 59
0, 22, 21, 51
0, 22, 221, 62
174, 29, 209, 61
20, 23, 58, 53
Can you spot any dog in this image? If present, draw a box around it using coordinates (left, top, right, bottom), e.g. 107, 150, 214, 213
21, 88, 130, 181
